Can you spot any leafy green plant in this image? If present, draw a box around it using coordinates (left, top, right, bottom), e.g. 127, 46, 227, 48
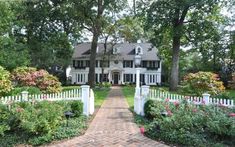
0, 103, 10, 136
70, 100, 83, 117
0, 66, 12, 96
182, 72, 225, 96
6, 86, 42, 96
13, 101, 64, 135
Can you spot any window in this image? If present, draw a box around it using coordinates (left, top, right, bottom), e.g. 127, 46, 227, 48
99, 74, 108, 82
86, 60, 90, 67
124, 74, 133, 82
113, 47, 119, 54
135, 46, 143, 54
123, 61, 133, 68
77, 74, 85, 83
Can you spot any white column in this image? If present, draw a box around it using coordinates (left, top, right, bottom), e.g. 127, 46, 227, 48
121, 71, 124, 84
202, 93, 210, 105
81, 85, 90, 116
21, 91, 29, 101
89, 89, 94, 115
134, 68, 141, 114
97, 73, 100, 83
141, 85, 150, 116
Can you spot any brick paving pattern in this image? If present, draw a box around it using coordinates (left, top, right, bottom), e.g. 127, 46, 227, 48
50, 86, 168, 147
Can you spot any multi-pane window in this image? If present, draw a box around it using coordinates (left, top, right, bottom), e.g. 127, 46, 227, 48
123, 61, 133, 68
76, 74, 85, 83
86, 60, 90, 67
73, 60, 85, 69
124, 74, 133, 82
99, 74, 108, 82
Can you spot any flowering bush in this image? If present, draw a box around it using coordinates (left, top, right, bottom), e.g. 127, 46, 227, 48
11, 67, 62, 93
143, 99, 235, 146
182, 72, 225, 96
0, 66, 13, 96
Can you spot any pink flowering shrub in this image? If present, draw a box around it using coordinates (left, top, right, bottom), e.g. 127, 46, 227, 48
143, 99, 235, 146
11, 67, 62, 93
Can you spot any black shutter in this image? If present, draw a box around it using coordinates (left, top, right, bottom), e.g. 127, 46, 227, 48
73, 60, 75, 67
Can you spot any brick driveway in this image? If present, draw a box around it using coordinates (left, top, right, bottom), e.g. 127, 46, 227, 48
50, 86, 168, 147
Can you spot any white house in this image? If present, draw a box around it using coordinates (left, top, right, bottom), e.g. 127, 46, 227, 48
68, 42, 162, 85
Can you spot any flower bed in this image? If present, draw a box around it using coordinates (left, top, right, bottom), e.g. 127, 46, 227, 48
137, 99, 235, 146
0, 100, 87, 146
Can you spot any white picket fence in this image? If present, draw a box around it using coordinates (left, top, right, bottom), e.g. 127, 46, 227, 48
134, 86, 234, 116
148, 89, 234, 108
0, 85, 94, 116
0, 89, 82, 104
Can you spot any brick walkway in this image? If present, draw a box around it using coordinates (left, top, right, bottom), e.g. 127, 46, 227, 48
50, 86, 168, 147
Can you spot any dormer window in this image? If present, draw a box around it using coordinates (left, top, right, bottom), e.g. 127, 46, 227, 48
135, 46, 143, 55
113, 47, 119, 54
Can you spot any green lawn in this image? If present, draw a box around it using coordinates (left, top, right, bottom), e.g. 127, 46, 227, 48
93, 88, 110, 108
122, 86, 135, 109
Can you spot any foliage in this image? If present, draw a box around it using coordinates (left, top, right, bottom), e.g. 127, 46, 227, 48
0, 99, 87, 146
182, 72, 225, 96
98, 82, 111, 89
142, 99, 235, 146
11, 67, 62, 93
70, 101, 83, 117
0, 103, 10, 136
12, 101, 64, 135
6, 86, 42, 96
62, 86, 80, 91
0, 66, 13, 96
139, 0, 227, 90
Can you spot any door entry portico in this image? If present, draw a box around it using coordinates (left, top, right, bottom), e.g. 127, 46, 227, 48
113, 72, 119, 84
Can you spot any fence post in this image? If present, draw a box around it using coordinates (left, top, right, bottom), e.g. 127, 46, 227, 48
141, 85, 150, 116
81, 85, 90, 116
202, 93, 210, 105
21, 91, 29, 101
134, 87, 141, 115
89, 89, 94, 115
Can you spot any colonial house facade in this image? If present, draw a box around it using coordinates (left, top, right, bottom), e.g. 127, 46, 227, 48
69, 43, 162, 85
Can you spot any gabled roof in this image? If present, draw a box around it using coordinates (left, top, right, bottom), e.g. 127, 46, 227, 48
72, 43, 160, 60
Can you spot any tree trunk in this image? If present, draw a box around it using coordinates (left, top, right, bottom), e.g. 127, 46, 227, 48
88, 32, 99, 88
169, 33, 181, 91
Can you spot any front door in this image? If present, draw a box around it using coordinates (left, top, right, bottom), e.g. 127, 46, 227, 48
114, 72, 119, 84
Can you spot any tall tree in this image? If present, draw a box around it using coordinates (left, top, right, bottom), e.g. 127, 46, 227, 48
74, 0, 127, 87
139, 0, 227, 91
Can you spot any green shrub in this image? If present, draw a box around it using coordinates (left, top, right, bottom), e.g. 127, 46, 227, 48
70, 100, 83, 117
0, 103, 10, 136
11, 67, 62, 93
182, 72, 225, 96
13, 101, 64, 135
6, 86, 42, 96
144, 100, 164, 120
0, 66, 12, 96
